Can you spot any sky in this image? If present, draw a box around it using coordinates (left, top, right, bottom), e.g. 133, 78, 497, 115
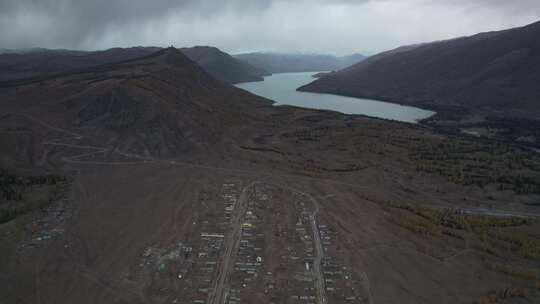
1, 0, 539, 55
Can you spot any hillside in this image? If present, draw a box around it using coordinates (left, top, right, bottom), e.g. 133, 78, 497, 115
0, 47, 161, 81
300, 21, 540, 118
180, 46, 268, 83
234, 52, 366, 73
0, 46, 266, 84
0, 47, 271, 161
299, 21, 540, 145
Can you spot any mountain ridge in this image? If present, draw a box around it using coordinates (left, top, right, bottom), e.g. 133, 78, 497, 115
299, 21, 540, 120
233, 52, 366, 73
0, 47, 272, 160
0, 46, 267, 84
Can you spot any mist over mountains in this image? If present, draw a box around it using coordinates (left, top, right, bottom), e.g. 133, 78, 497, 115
234, 52, 366, 73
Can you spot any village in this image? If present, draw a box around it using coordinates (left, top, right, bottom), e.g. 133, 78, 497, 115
130, 180, 369, 304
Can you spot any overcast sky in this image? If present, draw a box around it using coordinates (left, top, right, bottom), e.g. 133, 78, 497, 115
1, 0, 539, 55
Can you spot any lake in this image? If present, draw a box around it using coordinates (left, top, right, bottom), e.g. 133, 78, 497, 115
235, 72, 435, 123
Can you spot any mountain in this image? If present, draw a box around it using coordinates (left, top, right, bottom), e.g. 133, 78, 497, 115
338, 53, 367, 68
2, 46, 540, 304
1, 47, 86, 55
299, 21, 540, 120
180, 46, 268, 83
234, 52, 366, 73
0, 47, 161, 82
0, 48, 271, 161
0, 46, 267, 84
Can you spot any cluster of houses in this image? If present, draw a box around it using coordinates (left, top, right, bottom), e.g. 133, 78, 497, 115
137, 181, 365, 304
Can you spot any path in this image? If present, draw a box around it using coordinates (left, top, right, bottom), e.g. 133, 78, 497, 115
272, 183, 327, 304
309, 198, 327, 304
208, 181, 257, 304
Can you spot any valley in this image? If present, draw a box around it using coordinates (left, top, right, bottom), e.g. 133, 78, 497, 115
0, 34, 539, 304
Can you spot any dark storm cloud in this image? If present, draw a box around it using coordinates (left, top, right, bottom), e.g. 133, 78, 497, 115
1, 0, 539, 54
1, 0, 201, 47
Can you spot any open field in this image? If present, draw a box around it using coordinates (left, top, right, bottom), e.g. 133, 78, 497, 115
3, 160, 539, 304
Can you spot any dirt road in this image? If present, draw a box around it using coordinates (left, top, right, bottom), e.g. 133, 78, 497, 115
272, 183, 327, 304
308, 195, 327, 304
208, 181, 257, 304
